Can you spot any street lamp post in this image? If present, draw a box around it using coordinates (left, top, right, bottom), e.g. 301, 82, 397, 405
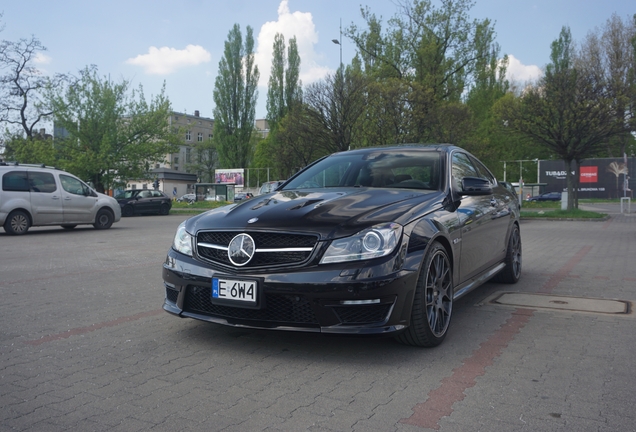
331, 18, 342, 72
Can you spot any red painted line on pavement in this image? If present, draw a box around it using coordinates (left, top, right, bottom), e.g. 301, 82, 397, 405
400, 245, 594, 429
602, 218, 612, 229
400, 308, 534, 429
538, 245, 592, 294
25, 309, 164, 346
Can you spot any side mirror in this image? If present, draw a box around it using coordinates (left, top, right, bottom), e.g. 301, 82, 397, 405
461, 177, 492, 195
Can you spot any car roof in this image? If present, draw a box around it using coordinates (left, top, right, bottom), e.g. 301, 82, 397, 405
333, 144, 456, 157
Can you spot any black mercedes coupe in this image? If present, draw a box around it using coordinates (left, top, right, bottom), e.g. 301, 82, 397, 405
162, 145, 522, 347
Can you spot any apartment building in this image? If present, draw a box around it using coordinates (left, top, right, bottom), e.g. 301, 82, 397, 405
157, 110, 215, 173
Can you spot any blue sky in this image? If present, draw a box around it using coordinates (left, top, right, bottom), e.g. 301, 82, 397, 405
1, 0, 633, 124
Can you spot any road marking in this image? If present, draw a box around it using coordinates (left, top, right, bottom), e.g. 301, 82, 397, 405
401, 246, 592, 429
25, 309, 164, 346
400, 308, 534, 429
538, 245, 592, 294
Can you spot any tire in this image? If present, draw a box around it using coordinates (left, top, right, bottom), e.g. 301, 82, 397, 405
61, 225, 77, 230
159, 203, 170, 215
4, 210, 30, 235
492, 224, 522, 284
122, 205, 134, 217
396, 242, 453, 347
93, 209, 114, 230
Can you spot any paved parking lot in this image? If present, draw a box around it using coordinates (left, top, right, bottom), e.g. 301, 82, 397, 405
1, 205, 635, 431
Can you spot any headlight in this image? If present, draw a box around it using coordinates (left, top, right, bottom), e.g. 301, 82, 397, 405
320, 222, 403, 264
172, 221, 193, 256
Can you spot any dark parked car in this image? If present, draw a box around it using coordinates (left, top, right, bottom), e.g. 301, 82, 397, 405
116, 189, 172, 216
163, 145, 522, 347
177, 193, 196, 203
527, 191, 562, 202
500, 181, 520, 209
234, 192, 254, 202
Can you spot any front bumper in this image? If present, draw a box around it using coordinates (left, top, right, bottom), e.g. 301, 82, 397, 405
162, 248, 420, 335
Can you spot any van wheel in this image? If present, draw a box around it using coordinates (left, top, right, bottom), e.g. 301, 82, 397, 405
4, 210, 30, 235
93, 209, 114, 230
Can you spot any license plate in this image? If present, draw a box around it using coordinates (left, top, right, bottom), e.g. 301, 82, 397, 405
212, 277, 257, 304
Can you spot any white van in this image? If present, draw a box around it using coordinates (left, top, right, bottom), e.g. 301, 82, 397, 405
0, 163, 121, 235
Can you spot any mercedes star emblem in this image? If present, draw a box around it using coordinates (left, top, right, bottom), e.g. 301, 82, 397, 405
228, 233, 255, 266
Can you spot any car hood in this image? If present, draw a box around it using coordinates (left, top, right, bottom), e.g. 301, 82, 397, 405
186, 188, 445, 240
98, 192, 116, 202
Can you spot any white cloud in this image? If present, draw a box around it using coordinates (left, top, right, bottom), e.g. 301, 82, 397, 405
34, 53, 52, 65
126, 45, 211, 75
505, 54, 542, 84
255, 0, 331, 88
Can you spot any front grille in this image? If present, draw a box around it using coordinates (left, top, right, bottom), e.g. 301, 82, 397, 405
196, 231, 318, 268
183, 285, 318, 324
166, 287, 179, 303
332, 304, 392, 324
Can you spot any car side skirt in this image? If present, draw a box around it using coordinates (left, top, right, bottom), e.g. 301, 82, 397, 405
453, 262, 505, 300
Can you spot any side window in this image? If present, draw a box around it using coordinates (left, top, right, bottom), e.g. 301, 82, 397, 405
60, 174, 86, 196
469, 155, 495, 184
452, 153, 480, 180
28, 172, 57, 193
151, 190, 163, 198
2, 171, 29, 191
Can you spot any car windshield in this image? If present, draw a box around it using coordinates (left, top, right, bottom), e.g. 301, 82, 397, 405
283, 149, 442, 191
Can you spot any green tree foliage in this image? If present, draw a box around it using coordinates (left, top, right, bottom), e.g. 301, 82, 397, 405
48, 66, 179, 192
2, 133, 57, 165
260, 34, 303, 177
213, 24, 259, 169
348, 0, 499, 144
266, 34, 302, 128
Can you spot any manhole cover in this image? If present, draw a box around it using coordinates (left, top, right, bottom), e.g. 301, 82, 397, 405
488, 292, 631, 315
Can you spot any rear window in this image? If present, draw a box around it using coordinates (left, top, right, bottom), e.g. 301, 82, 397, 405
28, 172, 57, 193
2, 171, 30, 192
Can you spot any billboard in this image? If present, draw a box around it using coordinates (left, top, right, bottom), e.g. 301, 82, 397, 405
214, 169, 244, 187
539, 157, 634, 199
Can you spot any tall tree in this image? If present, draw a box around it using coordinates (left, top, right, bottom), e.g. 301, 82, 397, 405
303, 67, 368, 154
259, 34, 304, 176
48, 66, 179, 192
213, 24, 259, 168
348, 0, 498, 142
596, 13, 635, 157
266, 34, 302, 129
500, 27, 624, 209
0, 33, 67, 139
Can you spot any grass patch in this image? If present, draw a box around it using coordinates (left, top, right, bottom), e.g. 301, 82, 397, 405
578, 198, 626, 203
520, 208, 607, 219
521, 201, 560, 209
